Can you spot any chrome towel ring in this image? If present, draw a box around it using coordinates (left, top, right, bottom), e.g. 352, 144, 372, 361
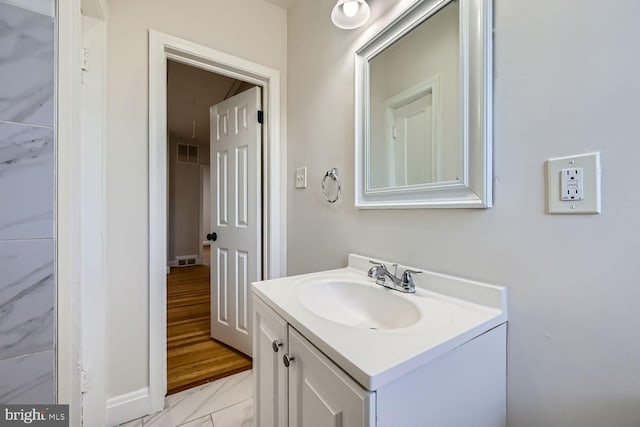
322, 168, 341, 203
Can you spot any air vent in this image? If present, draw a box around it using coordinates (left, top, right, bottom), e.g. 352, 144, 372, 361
177, 143, 198, 164
176, 255, 198, 267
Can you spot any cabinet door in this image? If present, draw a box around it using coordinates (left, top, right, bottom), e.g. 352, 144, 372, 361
287, 328, 375, 427
253, 295, 288, 427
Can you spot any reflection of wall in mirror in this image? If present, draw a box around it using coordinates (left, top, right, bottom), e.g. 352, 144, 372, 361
369, 0, 461, 190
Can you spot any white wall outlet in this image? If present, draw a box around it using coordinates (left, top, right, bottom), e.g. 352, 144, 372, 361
295, 167, 307, 189
560, 167, 584, 201
547, 152, 601, 214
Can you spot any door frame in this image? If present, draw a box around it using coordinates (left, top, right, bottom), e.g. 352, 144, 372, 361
149, 29, 286, 412
57, 0, 84, 425
198, 164, 211, 266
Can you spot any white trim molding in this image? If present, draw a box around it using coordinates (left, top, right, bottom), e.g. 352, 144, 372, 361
198, 164, 209, 265
79, 14, 108, 427
148, 30, 285, 414
106, 387, 150, 427
168, 255, 202, 268
57, 0, 84, 425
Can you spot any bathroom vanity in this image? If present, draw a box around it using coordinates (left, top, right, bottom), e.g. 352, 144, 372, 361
251, 254, 507, 427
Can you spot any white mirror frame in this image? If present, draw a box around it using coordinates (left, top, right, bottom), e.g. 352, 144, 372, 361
355, 0, 492, 208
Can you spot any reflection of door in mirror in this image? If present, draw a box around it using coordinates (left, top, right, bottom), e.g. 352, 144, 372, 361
385, 79, 438, 187
368, 0, 460, 191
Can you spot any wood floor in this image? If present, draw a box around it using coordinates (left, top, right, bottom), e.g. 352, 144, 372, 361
167, 246, 252, 395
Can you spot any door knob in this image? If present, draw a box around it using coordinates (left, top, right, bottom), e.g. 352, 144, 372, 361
283, 354, 295, 367
272, 340, 283, 353
206, 232, 217, 242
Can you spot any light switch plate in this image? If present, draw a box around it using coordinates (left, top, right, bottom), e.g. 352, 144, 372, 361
547, 152, 601, 214
295, 167, 307, 189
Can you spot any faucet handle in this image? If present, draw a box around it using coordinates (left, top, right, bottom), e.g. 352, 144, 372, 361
367, 261, 383, 278
368, 260, 396, 273
367, 265, 387, 286
367, 261, 389, 285
367, 265, 379, 278
401, 269, 422, 279
400, 269, 422, 290
368, 260, 387, 273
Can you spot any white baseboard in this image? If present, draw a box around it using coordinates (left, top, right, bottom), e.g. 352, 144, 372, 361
168, 255, 202, 267
106, 387, 151, 427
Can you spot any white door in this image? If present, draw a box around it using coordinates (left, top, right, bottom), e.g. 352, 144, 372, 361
210, 86, 262, 356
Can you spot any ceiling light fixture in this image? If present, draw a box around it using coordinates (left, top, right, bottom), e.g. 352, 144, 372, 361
331, 0, 370, 30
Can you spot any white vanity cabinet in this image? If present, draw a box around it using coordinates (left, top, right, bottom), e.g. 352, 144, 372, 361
254, 296, 288, 427
254, 292, 507, 427
252, 254, 508, 427
254, 296, 375, 427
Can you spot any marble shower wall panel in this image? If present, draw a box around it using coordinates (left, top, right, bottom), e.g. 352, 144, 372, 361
0, 0, 56, 405
0, 239, 54, 360
0, 1, 54, 127
0, 0, 55, 17
0, 349, 54, 404
0, 123, 54, 239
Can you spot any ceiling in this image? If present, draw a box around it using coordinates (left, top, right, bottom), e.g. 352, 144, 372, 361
263, 0, 297, 9
167, 61, 254, 143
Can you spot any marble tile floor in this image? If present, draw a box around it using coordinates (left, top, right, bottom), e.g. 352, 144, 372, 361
119, 370, 253, 427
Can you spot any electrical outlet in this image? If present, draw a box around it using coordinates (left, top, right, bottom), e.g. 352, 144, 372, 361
295, 167, 307, 189
547, 152, 601, 214
560, 168, 584, 201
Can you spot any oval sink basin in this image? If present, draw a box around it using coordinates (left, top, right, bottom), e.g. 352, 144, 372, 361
298, 280, 421, 330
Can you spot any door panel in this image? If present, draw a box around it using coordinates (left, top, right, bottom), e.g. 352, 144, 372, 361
288, 329, 375, 427
236, 145, 248, 227
210, 86, 262, 356
253, 296, 288, 427
302, 380, 344, 427
216, 248, 229, 325
235, 249, 249, 333
216, 151, 229, 226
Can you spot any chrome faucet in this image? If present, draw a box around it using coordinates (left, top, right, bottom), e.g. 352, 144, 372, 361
367, 261, 422, 294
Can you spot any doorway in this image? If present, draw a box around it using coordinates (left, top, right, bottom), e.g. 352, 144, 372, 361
149, 30, 285, 412
165, 60, 257, 394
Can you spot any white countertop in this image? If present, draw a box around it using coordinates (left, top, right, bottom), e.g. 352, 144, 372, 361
252, 254, 507, 391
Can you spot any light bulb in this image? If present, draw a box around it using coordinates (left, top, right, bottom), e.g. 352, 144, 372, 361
342, 1, 359, 18
331, 0, 370, 29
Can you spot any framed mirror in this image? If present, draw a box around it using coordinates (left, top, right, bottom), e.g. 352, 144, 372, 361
355, 0, 492, 208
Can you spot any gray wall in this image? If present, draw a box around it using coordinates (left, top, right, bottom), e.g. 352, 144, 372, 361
167, 134, 209, 262
0, 0, 56, 404
287, 0, 640, 426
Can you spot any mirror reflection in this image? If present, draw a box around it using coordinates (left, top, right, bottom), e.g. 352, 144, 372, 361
368, 0, 461, 190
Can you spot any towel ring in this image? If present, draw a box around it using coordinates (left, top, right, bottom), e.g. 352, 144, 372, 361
322, 168, 341, 203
